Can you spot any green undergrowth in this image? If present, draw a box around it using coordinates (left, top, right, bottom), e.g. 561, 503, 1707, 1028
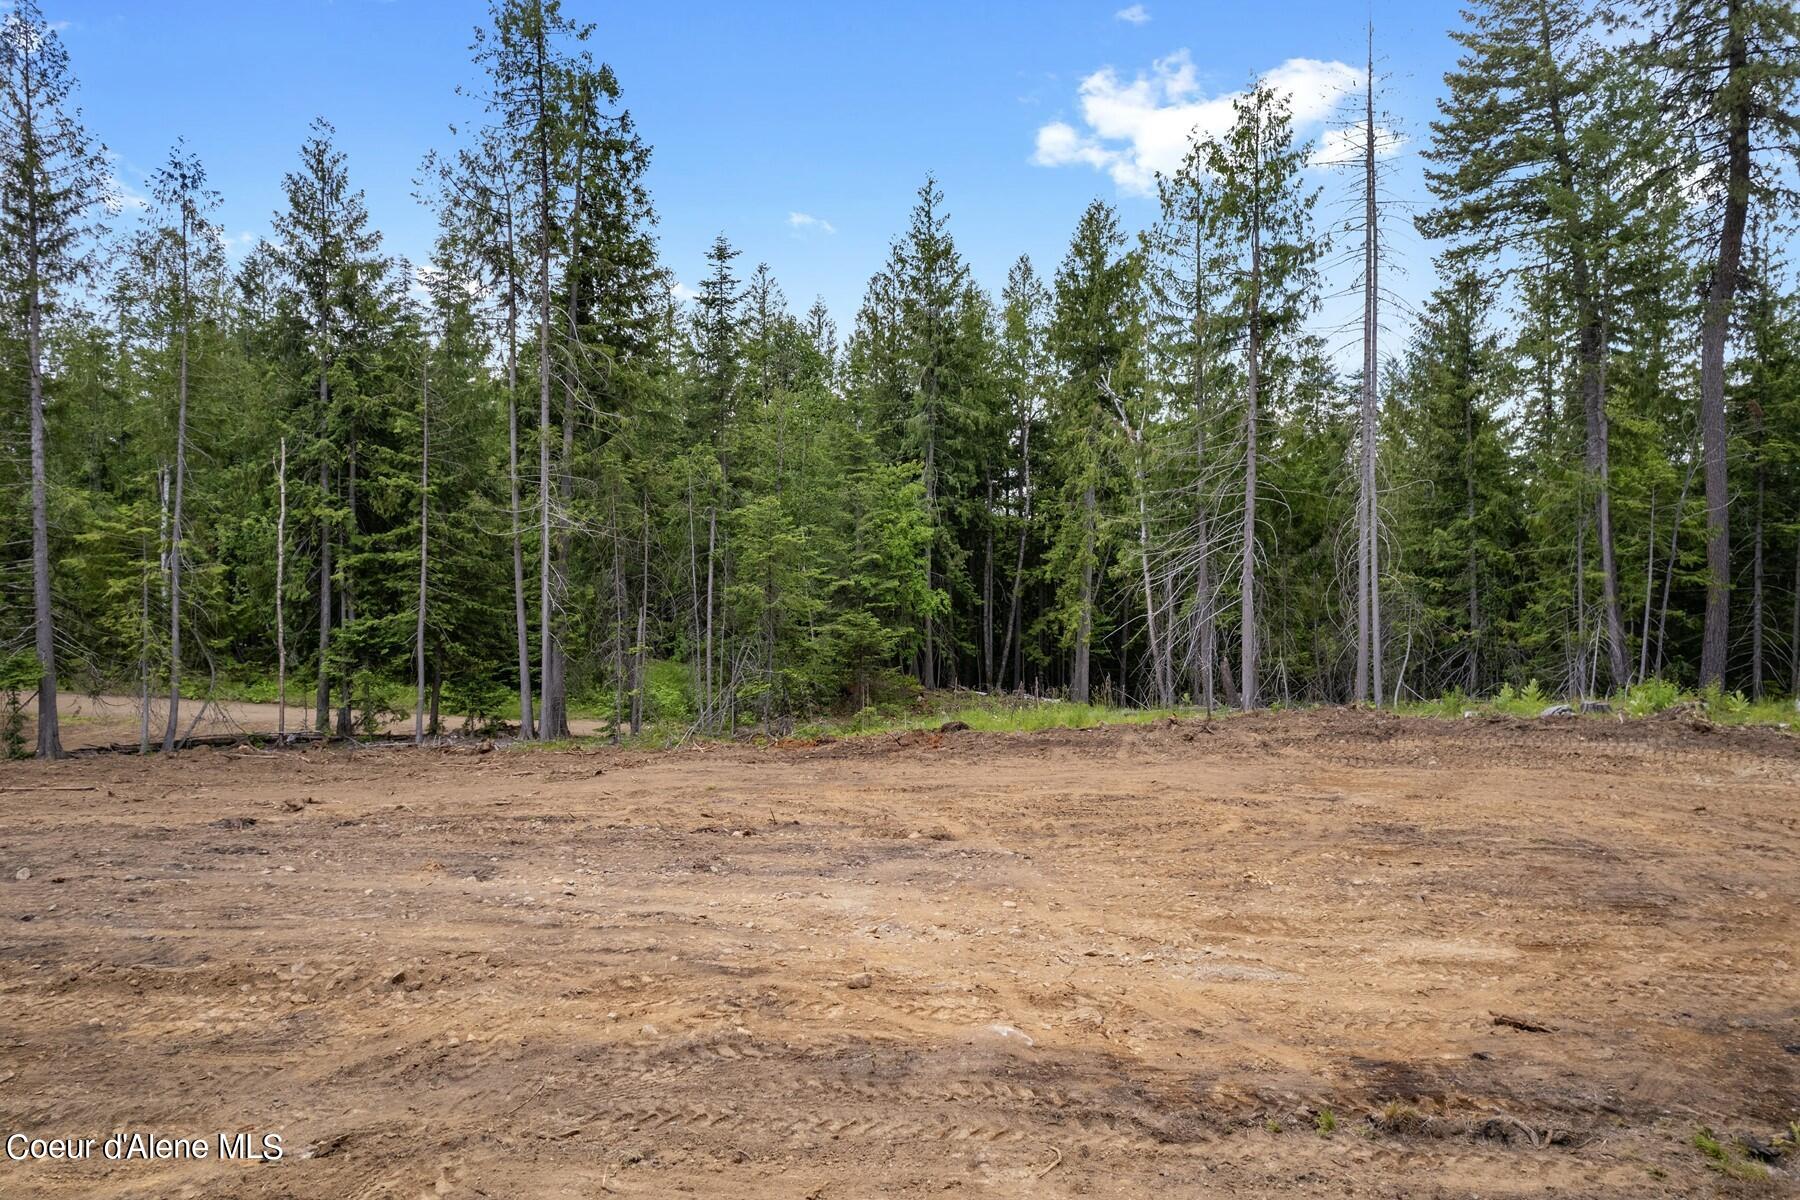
1395, 679, 1796, 728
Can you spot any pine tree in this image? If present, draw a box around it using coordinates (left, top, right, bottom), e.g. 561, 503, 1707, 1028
138, 142, 221, 751
891, 176, 972, 690
0, 0, 109, 758
270, 118, 397, 735
1422, 0, 1640, 691
1391, 270, 1524, 694
1647, 0, 1800, 688
1047, 200, 1141, 704
472, 0, 596, 737
1144, 130, 1238, 708
993, 256, 1049, 692
1208, 82, 1321, 709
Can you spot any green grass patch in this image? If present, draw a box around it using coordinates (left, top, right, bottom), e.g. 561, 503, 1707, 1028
792, 697, 1200, 741
1692, 1127, 1771, 1182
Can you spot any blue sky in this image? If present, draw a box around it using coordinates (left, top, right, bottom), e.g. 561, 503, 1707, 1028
49, 0, 1461, 347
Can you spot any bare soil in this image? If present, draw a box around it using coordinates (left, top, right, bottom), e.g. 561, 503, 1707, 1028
22, 692, 613, 747
1, 710, 1796, 1198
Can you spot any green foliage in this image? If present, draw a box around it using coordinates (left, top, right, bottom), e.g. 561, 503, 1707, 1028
1622, 678, 1682, 716
5, 0, 1800, 765
0, 652, 37, 758
1691, 1127, 1769, 1182
642, 658, 694, 725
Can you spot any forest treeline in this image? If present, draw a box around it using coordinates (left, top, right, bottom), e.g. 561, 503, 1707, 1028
3, 0, 1798, 757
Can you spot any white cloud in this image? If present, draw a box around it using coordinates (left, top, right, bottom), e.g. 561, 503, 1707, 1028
1032, 50, 1361, 195
1115, 4, 1150, 24
787, 211, 837, 236
110, 177, 148, 212
669, 280, 698, 303
1311, 123, 1407, 169
213, 228, 257, 256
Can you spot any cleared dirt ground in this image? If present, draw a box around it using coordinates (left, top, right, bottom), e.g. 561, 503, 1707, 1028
1, 711, 1796, 1198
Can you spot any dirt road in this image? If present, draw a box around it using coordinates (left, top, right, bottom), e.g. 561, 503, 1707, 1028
1, 711, 1795, 1197
20, 693, 611, 747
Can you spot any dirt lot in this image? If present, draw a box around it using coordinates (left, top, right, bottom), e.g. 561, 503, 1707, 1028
22, 692, 615, 747
1, 711, 1796, 1198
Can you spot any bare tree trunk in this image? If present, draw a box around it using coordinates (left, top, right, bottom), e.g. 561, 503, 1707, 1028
315, 379, 331, 734
1356, 22, 1379, 706
1134, 473, 1171, 707
1790, 529, 1799, 699
1241, 191, 1262, 711
533, 20, 558, 739
163, 218, 191, 753
1189, 216, 1218, 714
504, 220, 534, 739
982, 474, 995, 690
1464, 325, 1480, 695
1656, 472, 1691, 678
1639, 490, 1655, 685
632, 490, 649, 735
704, 505, 717, 728
336, 441, 356, 737
611, 488, 626, 745
1751, 416, 1765, 698
538, 280, 556, 741
1574, 515, 1588, 700
922, 428, 938, 691
276, 437, 287, 740
997, 400, 1033, 691
26, 224, 61, 758
686, 478, 701, 717
139, 516, 151, 755
1196, 520, 1215, 711
415, 357, 429, 744
1071, 479, 1095, 703
1589, 356, 1628, 690
1697, 0, 1749, 689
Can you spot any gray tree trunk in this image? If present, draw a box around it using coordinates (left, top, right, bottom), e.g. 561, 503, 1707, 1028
163, 207, 192, 753
1751, 418, 1764, 698
1356, 23, 1380, 706
315, 375, 331, 734
26, 204, 62, 758
276, 437, 287, 739
415, 357, 429, 744
504, 212, 534, 740
1071, 479, 1095, 703
1241, 182, 1262, 711
1698, 4, 1750, 688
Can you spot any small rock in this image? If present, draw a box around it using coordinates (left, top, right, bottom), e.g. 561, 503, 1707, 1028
845, 972, 873, 990
13, 868, 29, 882
1538, 704, 1574, 718
1001, 900, 1017, 909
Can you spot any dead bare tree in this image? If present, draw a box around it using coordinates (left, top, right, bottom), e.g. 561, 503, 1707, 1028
415, 355, 430, 744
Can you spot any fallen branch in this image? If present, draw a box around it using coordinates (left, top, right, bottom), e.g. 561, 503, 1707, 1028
1491, 1012, 1554, 1033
